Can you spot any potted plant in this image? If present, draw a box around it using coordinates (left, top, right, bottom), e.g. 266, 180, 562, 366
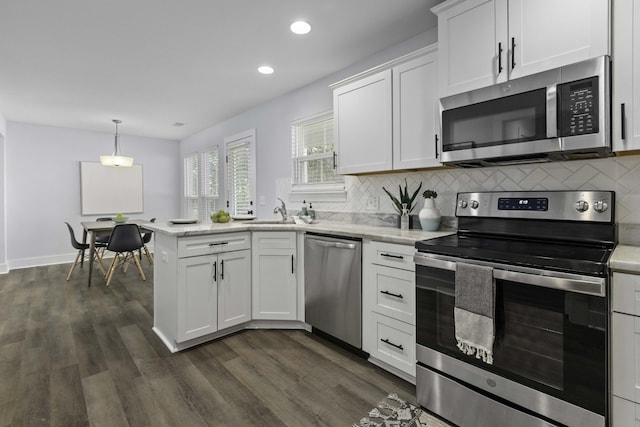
382, 179, 422, 228
419, 189, 441, 231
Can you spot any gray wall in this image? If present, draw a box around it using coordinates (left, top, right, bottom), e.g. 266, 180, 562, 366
180, 29, 439, 218
0, 111, 6, 272
5, 122, 181, 269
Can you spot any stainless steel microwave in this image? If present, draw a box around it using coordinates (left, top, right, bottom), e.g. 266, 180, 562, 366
440, 56, 611, 167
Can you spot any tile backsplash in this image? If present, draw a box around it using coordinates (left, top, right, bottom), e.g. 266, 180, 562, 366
278, 154, 640, 242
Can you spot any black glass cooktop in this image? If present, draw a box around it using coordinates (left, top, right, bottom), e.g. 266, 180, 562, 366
415, 234, 613, 277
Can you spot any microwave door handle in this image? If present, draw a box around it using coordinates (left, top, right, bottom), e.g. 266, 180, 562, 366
546, 85, 558, 138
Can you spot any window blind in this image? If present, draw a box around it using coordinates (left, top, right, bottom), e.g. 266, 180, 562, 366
292, 113, 340, 185
226, 139, 254, 216
201, 147, 219, 215
184, 153, 199, 218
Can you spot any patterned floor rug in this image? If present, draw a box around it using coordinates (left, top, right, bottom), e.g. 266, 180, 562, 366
353, 394, 451, 427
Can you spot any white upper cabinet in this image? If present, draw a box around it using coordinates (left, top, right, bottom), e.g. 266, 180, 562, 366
333, 70, 393, 175
613, 0, 640, 152
433, 0, 609, 97
332, 45, 440, 175
392, 50, 440, 170
435, 0, 508, 97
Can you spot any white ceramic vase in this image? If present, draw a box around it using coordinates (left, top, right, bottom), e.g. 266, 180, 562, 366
419, 198, 441, 231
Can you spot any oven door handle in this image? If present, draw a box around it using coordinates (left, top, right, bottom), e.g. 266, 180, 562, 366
414, 253, 605, 297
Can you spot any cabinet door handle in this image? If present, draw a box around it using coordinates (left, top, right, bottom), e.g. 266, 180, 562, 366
380, 290, 403, 299
621, 103, 627, 141
497, 42, 503, 74
220, 260, 224, 280
213, 261, 217, 282
332, 151, 337, 169
381, 338, 404, 351
434, 134, 439, 158
511, 37, 516, 70
291, 255, 294, 274
381, 253, 403, 260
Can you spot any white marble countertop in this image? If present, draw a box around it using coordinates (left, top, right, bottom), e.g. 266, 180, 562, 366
610, 245, 640, 274
146, 219, 455, 246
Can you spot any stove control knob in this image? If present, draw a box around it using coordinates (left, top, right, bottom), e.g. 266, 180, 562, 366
470, 200, 479, 209
593, 200, 608, 213
575, 200, 589, 212
458, 200, 468, 209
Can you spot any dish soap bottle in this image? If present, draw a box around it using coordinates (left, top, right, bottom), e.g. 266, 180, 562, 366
308, 203, 316, 220
301, 200, 308, 216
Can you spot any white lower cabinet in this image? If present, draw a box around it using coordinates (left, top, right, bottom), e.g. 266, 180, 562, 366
177, 249, 251, 341
154, 232, 251, 349
612, 272, 640, 426
362, 240, 416, 379
252, 231, 298, 320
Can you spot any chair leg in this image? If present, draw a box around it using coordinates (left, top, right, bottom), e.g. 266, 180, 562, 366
94, 252, 107, 276
132, 251, 147, 281
143, 245, 153, 264
105, 256, 119, 287
66, 250, 82, 281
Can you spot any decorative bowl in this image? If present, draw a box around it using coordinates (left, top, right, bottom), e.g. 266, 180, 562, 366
113, 216, 128, 223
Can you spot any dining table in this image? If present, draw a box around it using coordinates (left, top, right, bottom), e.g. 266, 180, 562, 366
80, 219, 153, 287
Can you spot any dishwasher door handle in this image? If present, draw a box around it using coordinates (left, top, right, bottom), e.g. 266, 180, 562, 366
307, 238, 357, 250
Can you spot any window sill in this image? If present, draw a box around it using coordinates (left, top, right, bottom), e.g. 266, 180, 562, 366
289, 183, 347, 203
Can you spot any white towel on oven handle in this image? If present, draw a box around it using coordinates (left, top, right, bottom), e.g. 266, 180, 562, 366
454, 262, 495, 364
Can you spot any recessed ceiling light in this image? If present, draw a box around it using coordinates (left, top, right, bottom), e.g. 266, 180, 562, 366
258, 65, 274, 75
290, 20, 311, 35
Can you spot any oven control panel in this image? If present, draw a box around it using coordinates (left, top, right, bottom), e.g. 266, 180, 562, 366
456, 191, 614, 222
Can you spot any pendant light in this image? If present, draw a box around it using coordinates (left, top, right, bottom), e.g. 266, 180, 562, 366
100, 119, 134, 167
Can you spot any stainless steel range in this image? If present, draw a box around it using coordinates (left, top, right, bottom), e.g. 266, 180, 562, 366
414, 191, 616, 427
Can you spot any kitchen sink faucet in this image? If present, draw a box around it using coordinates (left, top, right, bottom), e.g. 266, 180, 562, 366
273, 198, 287, 221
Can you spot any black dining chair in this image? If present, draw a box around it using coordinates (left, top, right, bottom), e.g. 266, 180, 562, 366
104, 223, 146, 287
94, 217, 112, 260
139, 218, 156, 264
65, 222, 107, 281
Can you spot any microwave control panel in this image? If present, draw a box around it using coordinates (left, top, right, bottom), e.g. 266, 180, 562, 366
558, 76, 599, 137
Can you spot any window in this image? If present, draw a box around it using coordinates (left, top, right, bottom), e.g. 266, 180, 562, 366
225, 129, 256, 216
183, 147, 220, 221
291, 111, 345, 202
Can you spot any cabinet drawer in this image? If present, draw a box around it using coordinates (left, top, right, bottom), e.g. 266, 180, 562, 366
253, 231, 296, 250
612, 396, 640, 427
178, 232, 250, 258
364, 312, 415, 377
612, 312, 640, 403
370, 264, 415, 324
613, 272, 640, 316
369, 241, 415, 271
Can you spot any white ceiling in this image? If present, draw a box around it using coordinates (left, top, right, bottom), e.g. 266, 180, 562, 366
0, 0, 441, 141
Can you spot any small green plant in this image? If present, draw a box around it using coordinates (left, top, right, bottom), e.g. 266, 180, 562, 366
382, 179, 423, 214
422, 190, 438, 199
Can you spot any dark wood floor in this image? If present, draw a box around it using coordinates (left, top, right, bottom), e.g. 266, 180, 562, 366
0, 260, 419, 426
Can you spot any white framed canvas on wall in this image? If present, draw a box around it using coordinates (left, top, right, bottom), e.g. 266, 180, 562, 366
80, 161, 143, 215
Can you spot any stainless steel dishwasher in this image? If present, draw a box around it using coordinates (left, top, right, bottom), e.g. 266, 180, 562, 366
304, 233, 362, 349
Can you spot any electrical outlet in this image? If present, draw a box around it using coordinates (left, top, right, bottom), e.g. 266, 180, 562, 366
365, 196, 379, 211
259, 196, 266, 206
161, 251, 169, 263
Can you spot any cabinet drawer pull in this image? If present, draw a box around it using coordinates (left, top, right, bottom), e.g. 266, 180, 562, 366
380, 290, 403, 299
497, 42, 503, 74
213, 261, 217, 282
381, 338, 404, 351
380, 253, 403, 260
209, 242, 229, 246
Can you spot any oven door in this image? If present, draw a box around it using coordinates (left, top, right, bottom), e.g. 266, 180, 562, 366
414, 253, 607, 427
